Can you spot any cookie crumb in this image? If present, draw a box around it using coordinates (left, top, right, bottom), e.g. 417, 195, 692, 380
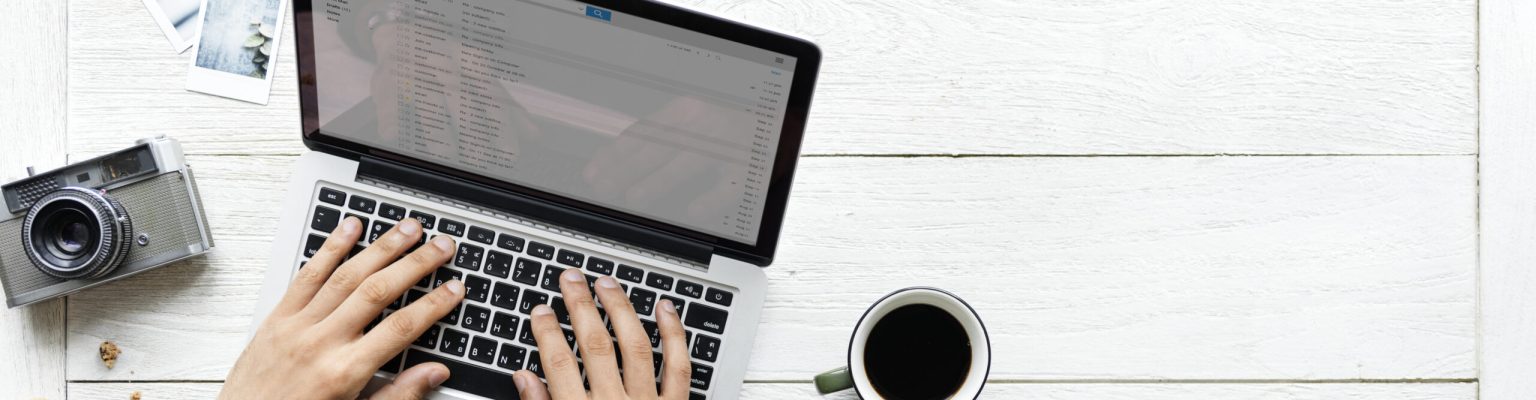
130, 390, 141, 400
99, 341, 121, 369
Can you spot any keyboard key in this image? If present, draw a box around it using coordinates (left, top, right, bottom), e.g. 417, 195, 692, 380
408, 211, 436, 230
641, 319, 660, 348
416, 268, 432, 288
556, 249, 584, 267
561, 327, 576, 349
692, 334, 720, 362
440, 328, 469, 356
684, 303, 728, 334
348, 244, 365, 260
468, 226, 496, 245
379, 202, 407, 221
690, 391, 706, 400
497, 233, 526, 252
318, 187, 346, 206
346, 213, 371, 233
528, 241, 555, 259
519, 289, 549, 314
690, 363, 713, 390
646, 272, 674, 291
617, 264, 644, 283
704, 288, 734, 307
406, 289, 429, 306
380, 351, 404, 374
551, 296, 571, 325
490, 282, 521, 311
465, 275, 491, 303
484, 251, 514, 278
454, 243, 485, 271
660, 295, 686, 315
468, 336, 498, 364
462, 304, 491, 332
368, 221, 393, 243
519, 320, 538, 346
512, 258, 542, 285
433, 267, 462, 289
652, 351, 664, 378
586, 257, 614, 275
496, 343, 527, 371
440, 302, 463, 325
439, 219, 466, 236
490, 312, 520, 340
630, 287, 657, 316
413, 324, 440, 349
303, 234, 325, 258
527, 350, 544, 378
348, 195, 377, 214
676, 280, 704, 298
312, 206, 340, 232
540, 265, 565, 292
404, 350, 518, 400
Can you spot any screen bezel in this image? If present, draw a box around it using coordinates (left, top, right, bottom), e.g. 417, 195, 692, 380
292, 0, 820, 265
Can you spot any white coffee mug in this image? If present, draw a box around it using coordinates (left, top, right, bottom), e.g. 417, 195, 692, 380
814, 287, 991, 399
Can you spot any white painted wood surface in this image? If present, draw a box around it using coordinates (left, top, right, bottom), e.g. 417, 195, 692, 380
0, 0, 1502, 398
1478, 0, 1536, 398
0, 1, 69, 399
66, 382, 1477, 400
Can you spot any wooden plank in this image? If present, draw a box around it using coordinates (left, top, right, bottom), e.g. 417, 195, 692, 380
66, 156, 1475, 380
67, 0, 1475, 156
0, 1, 69, 399
65, 382, 1475, 400
1477, 0, 1536, 398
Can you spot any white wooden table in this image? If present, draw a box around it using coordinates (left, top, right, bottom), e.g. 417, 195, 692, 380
3, 0, 1534, 398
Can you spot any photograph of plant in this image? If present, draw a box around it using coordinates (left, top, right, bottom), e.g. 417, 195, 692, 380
194, 0, 281, 79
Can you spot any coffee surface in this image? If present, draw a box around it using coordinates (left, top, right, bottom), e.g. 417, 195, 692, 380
863, 303, 972, 400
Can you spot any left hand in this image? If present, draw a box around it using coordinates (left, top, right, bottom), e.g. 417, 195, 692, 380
220, 217, 465, 399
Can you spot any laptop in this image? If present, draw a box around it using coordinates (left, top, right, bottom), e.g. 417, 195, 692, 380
249, 1, 820, 399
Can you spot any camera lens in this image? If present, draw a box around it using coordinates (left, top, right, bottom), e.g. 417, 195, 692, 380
22, 187, 133, 280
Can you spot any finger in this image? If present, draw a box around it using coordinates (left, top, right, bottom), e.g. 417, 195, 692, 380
530, 305, 586, 399
656, 299, 692, 400
557, 269, 623, 397
274, 216, 363, 317
323, 235, 455, 334
513, 370, 551, 400
353, 279, 465, 366
368, 362, 450, 400
298, 218, 424, 321
592, 276, 657, 393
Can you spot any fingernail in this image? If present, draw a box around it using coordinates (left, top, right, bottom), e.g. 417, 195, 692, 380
562, 268, 583, 282
531, 304, 553, 316
514, 371, 531, 390
400, 218, 421, 235
427, 365, 450, 387
597, 276, 620, 289
658, 299, 674, 314
432, 236, 454, 252
341, 217, 360, 234
445, 279, 464, 296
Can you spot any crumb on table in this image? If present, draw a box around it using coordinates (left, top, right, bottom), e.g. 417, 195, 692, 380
99, 341, 121, 369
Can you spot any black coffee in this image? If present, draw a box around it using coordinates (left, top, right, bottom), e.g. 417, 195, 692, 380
863, 304, 972, 400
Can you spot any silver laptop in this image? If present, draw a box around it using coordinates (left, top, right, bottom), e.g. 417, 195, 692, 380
250, 0, 821, 399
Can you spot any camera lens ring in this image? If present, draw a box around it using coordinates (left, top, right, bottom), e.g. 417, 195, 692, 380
20, 187, 133, 280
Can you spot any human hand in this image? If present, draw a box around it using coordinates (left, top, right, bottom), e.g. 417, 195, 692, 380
220, 217, 465, 399
513, 268, 692, 399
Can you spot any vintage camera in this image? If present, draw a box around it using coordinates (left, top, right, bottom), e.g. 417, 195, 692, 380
0, 136, 213, 308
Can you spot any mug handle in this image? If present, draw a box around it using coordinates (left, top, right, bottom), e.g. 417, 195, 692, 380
814, 366, 855, 395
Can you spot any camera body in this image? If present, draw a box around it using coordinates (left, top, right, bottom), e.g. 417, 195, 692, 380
0, 136, 213, 308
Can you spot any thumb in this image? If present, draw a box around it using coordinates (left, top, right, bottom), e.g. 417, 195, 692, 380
513, 370, 551, 400
368, 362, 450, 400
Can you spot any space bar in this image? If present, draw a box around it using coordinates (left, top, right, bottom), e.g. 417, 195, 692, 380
404, 350, 519, 400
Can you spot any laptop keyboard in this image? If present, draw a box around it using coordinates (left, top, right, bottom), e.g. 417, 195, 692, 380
301, 185, 731, 400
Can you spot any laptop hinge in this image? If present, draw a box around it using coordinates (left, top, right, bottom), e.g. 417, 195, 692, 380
355, 155, 715, 266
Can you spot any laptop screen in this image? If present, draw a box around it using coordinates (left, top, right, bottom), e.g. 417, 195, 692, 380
308, 0, 798, 245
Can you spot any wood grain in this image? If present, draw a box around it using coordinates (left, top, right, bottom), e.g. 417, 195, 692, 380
64, 156, 1475, 381
0, 1, 69, 399
1476, 0, 1536, 398
66, 0, 1475, 156
65, 381, 1475, 400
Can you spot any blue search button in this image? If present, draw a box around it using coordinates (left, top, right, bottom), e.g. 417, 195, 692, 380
585, 6, 612, 21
